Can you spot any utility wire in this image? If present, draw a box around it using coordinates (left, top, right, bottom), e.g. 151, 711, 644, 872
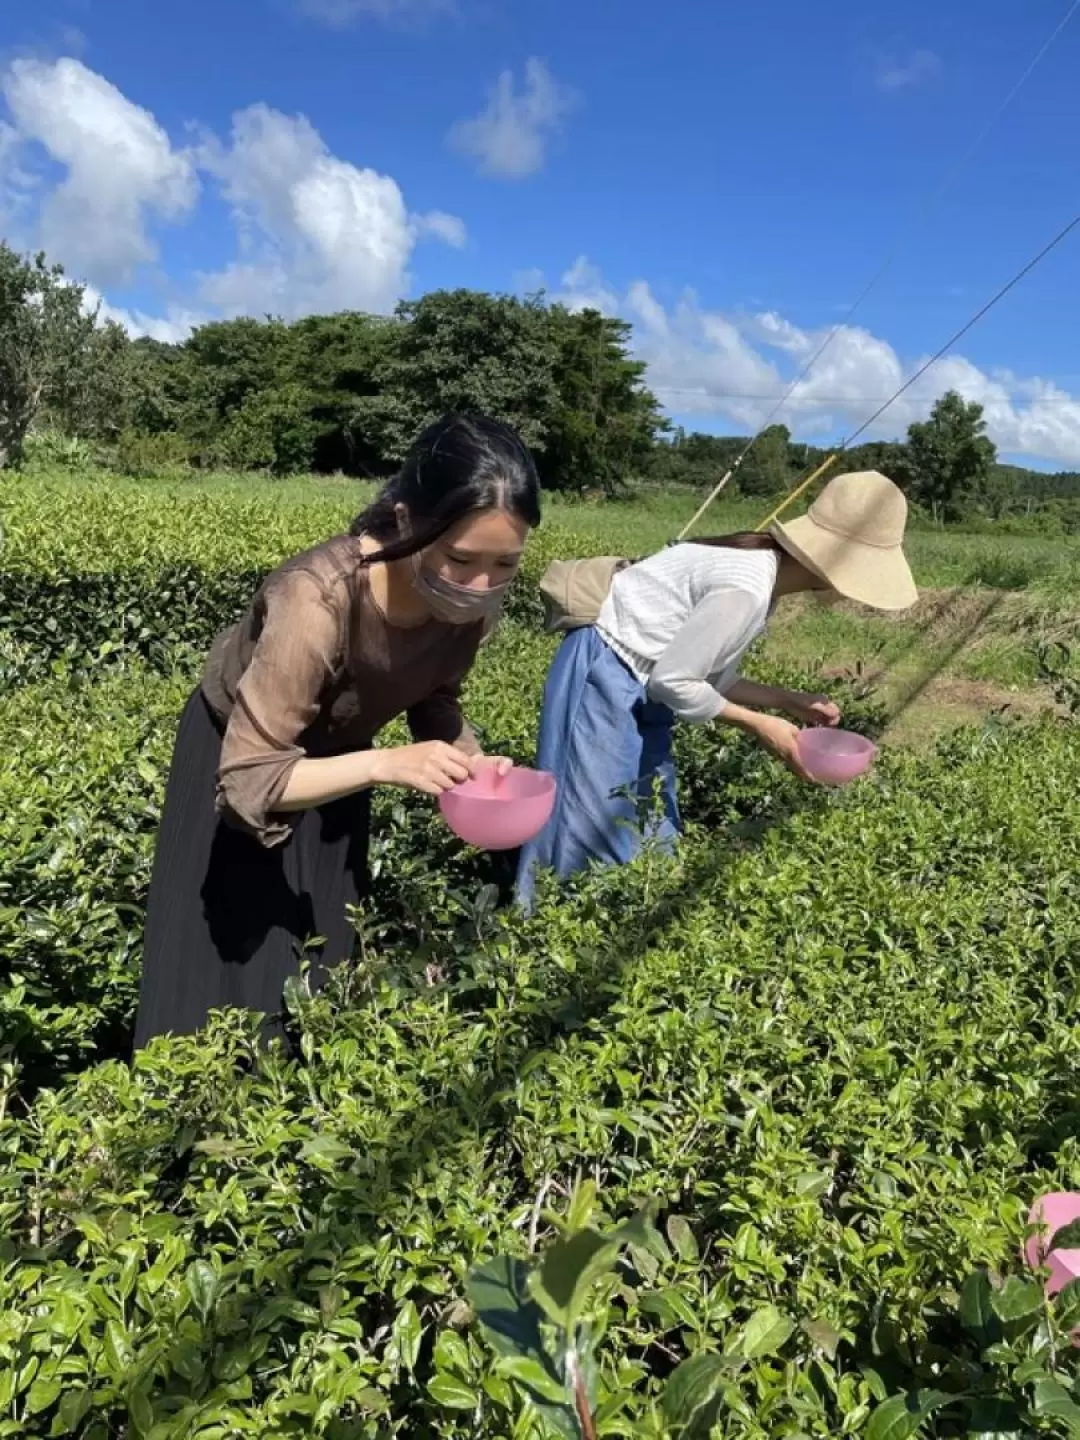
756, 209, 1080, 530
842, 211, 1080, 449
676, 0, 1080, 538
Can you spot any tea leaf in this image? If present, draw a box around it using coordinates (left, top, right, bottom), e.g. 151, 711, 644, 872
427, 1372, 480, 1411
1031, 1379, 1080, 1434
865, 1389, 953, 1440
662, 1353, 730, 1434
739, 1305, 795, 1360
989, 1276, 1043, 1324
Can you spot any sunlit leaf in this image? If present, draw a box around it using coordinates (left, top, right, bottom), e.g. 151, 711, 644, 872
738, 1305, 795, 1360
865, 1389, 953, 1440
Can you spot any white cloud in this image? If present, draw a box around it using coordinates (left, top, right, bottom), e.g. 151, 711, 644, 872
0, 119, 35, 229
0, 58, 197, 286
0, 63, 463, 328
448, 58, 576, 179
414, 209, 467, 248
197, 102, 464, 317
551, 257, 1080, 465
875, 48, 942, 93
297, 0, 450, 23
81, 284, 204, 343
512, 266, 547, 295
552, 255, 618, 314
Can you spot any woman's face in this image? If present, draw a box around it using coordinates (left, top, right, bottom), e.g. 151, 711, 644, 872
421, 508, 529, 591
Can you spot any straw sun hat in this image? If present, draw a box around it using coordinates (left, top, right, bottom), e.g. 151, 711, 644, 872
770, 470, 917, 612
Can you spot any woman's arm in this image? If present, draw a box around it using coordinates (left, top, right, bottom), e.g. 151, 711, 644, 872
726, 678, 841, 727
217, 577, 492, 842
713, 700, 813, 780
724, 678, 791, 712
278, 741, 476, 810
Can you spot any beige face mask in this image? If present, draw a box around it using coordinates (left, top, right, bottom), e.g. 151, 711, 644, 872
412, 556, 510, 625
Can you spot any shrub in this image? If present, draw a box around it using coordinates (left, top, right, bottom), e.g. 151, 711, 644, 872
0, 670, 188, 1090
2, 718, 1080, 1434
111, 430, 195, 480
20, 429, 99, 474
4, 471, 1080, 1437
0, 474, 597, 681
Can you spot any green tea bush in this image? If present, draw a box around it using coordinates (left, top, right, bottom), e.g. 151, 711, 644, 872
0, 474, 596, 679
4, 471, 1080, 1437
2, 719, 1080, 1435
0, 613, 882, 1098
0, 670, 188, 1089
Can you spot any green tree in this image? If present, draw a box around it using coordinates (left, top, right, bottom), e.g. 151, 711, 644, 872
290, 311, 396, 474
368, 289, 562, 461
541, 305, 664, 494
218, 382, 320, 475
0, 246, 101, 466
904, 391, 997, 523
736, 423, 795, 497
175, 317, 295, 463
110, 337, 190, 437
842, 439, 910, 481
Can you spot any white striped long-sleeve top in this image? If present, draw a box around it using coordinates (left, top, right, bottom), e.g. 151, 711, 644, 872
595, 544, 779, 723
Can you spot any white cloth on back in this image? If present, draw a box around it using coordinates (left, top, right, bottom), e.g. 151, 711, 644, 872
596, 544, 778, 722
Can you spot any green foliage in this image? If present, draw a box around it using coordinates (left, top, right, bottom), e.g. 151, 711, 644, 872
734, 424, 796, 498
1036, 641, 1080, 717
0, 482, 599, 679
538, 304, 662, 495
0, 246, 109, 467
0, 670, 186, 1088
361, 290, 562, 462
651, 417, 1080, 532
112, 428, 195, 479
6, 238, 1080, 529
0, 239, 667, 490
59, 290, 664, 490
903, 391, 998, 524
3, 473, 1080, 1435
18, 428, 98, 473
4, 698, 1080, 1434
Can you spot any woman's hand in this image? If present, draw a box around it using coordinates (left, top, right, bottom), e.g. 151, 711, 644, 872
372, 741, 472, 795
751, 714, 814, 781
784, 691, 841, 729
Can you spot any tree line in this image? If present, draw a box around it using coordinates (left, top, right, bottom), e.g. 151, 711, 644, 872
652, 401, 1080, 528
3, 242, 1079, 527
0, 244, 659, 493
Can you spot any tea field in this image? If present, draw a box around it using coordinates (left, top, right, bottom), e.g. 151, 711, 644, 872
2, 468, 1080, 1437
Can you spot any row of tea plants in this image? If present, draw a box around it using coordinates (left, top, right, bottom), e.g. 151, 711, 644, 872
1, 473, 1080, 1435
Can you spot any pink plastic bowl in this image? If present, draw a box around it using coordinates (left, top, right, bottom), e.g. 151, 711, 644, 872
1023, 1193, 1080, 1298
439, 766, 557, 850
798, 727, 878, 787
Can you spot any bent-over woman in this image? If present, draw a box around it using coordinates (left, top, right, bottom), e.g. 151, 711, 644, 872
135, 413, 541, 1047
516, 470, 916, 908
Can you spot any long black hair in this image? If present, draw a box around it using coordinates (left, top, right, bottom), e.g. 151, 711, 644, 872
350, 413, 542, 564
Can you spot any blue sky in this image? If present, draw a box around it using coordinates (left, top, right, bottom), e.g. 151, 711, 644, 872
2, 0, 1079, 464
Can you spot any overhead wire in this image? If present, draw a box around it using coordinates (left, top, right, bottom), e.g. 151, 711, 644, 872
675, 0, 1080, 540
658, 388, 1080, 406
756, 208, 1080, 530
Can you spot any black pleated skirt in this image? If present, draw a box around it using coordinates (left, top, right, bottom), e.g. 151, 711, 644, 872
133, 689, 370, 1049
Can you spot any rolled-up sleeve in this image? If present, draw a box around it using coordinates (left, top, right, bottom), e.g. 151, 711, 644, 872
648, 588, 763, 723
216, 571, 343, 847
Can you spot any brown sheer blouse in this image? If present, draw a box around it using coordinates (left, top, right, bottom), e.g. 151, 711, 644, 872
201, 535, 486, 848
